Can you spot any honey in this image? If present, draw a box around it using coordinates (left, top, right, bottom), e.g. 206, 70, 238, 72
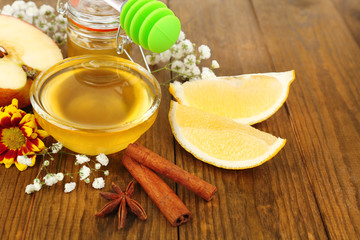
61, 0, 131, 58
31, 56, 160, 155
43, 68, 154, 127
67, 21, 131, 58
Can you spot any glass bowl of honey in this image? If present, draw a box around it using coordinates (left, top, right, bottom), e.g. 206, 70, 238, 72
30, 55, 161, 155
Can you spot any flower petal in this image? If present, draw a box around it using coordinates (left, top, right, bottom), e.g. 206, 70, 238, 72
26, 139, 40, 152
11, 99, 18, 108
29, 154, 36, 167
0, 142, 7, 155
19, 114, 32, 126
10, 111, 23, 126
0, 151, 7, 164
23, 119, 37, 130
31, 138, 46, 151
0, 112, 12, 128
20, 145, 31, 155
21, 126, 34, 138
3, 149, 17, 168
30, 133, 38, 139
37, 130, 49, 139
15, 161, 28, 171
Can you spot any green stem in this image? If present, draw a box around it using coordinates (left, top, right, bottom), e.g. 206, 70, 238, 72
57, 151, 63, 173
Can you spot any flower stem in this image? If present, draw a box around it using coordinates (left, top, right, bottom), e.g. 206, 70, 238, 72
57, 151, 63, 173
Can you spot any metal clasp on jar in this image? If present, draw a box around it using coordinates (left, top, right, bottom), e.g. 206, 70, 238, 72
56, 0, 69, 16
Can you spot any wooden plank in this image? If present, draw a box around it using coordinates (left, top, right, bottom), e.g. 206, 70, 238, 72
331, 0, 360, 45
0, 165, 39, 239
169, 0, 328, 239
251, 0, 360, 238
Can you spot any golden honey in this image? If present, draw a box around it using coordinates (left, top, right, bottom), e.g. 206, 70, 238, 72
67, 22, 132, 58
31, 56, 160, 155
63, 0, 131, 58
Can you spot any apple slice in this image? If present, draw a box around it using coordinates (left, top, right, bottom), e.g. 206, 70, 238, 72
0, 14, 63, 108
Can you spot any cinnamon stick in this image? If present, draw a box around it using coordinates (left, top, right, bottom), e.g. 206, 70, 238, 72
121, 154, 191, 227
125, 143, 217, 201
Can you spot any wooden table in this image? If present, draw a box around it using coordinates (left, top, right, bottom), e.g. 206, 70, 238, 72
1, 0, 359, 239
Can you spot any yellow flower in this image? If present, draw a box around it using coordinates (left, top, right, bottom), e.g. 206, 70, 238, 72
0, 99, 49, 171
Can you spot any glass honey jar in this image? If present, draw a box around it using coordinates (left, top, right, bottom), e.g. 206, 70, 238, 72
57, 0, 131, 58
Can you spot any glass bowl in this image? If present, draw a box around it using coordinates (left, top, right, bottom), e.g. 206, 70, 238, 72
30, 55, 161, 155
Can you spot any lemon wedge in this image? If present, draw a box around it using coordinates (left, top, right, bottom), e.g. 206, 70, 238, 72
169, 101, 286, 169
169, 70, 295, 125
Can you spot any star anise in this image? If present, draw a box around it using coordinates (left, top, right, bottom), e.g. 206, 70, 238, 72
95, 179, 147, 229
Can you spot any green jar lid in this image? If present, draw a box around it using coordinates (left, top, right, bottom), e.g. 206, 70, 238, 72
129, 1, 167, 45
123, 0, 154, 34
146, 15, 181, 53
120, 0, 181, 53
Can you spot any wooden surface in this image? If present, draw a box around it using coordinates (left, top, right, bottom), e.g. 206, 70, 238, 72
1, 0, 359, 239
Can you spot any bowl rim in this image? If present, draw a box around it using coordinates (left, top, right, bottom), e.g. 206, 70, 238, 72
30, 54, 161, 132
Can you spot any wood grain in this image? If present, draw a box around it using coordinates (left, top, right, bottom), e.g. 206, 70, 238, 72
251, 0, 360, 238
331, 0, 360, 45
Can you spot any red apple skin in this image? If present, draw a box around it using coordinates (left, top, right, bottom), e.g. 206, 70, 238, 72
0, 14, 63, 108
0, 78, 32, 108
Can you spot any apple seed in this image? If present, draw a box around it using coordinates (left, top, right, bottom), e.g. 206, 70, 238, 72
0, 45, 8, 58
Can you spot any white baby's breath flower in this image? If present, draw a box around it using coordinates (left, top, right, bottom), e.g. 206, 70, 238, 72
171, 60, 185, 73
92, 177, 105, 189
75, 155, 90, 165
170, 44, 184, 59
56, 173, 64, 181
183, 54, 196, 68
183, 67, 192, 76
50, 142, 63, 154
84, 178, 91, 184
47, 23, 55, 33
180, 39, 194, 54
15, 10, 25, 19
96, 153, 109, 166
188, 66, 201, 76
198, 45, 211, 59
12, 1, 27, 11
43, 160, 50, 166
64, 182, 76, 193
37, 22, 49, 32
26, 1, 37, 8
159, 50, 171, 62
34, 178, 41, 184
26, 7, 39, 18
55, 15, 66, 24
54, 32, 65, 44
189, 76, 201, 81
33, 182, 42, 191
95, 163, 101, 170
211, 60, 220, 69
177, 31, 185, 43
104, 170, 109, 176
201, 67, 216, 79
43, 174, 58, 186
22, 15, 33, 24
146, 54, 160, 65
79, 166, 90, 180
1, 5, 14, 15
39, 5, 54, 16
17, 155, 32, 166
25, 184, 35, 194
